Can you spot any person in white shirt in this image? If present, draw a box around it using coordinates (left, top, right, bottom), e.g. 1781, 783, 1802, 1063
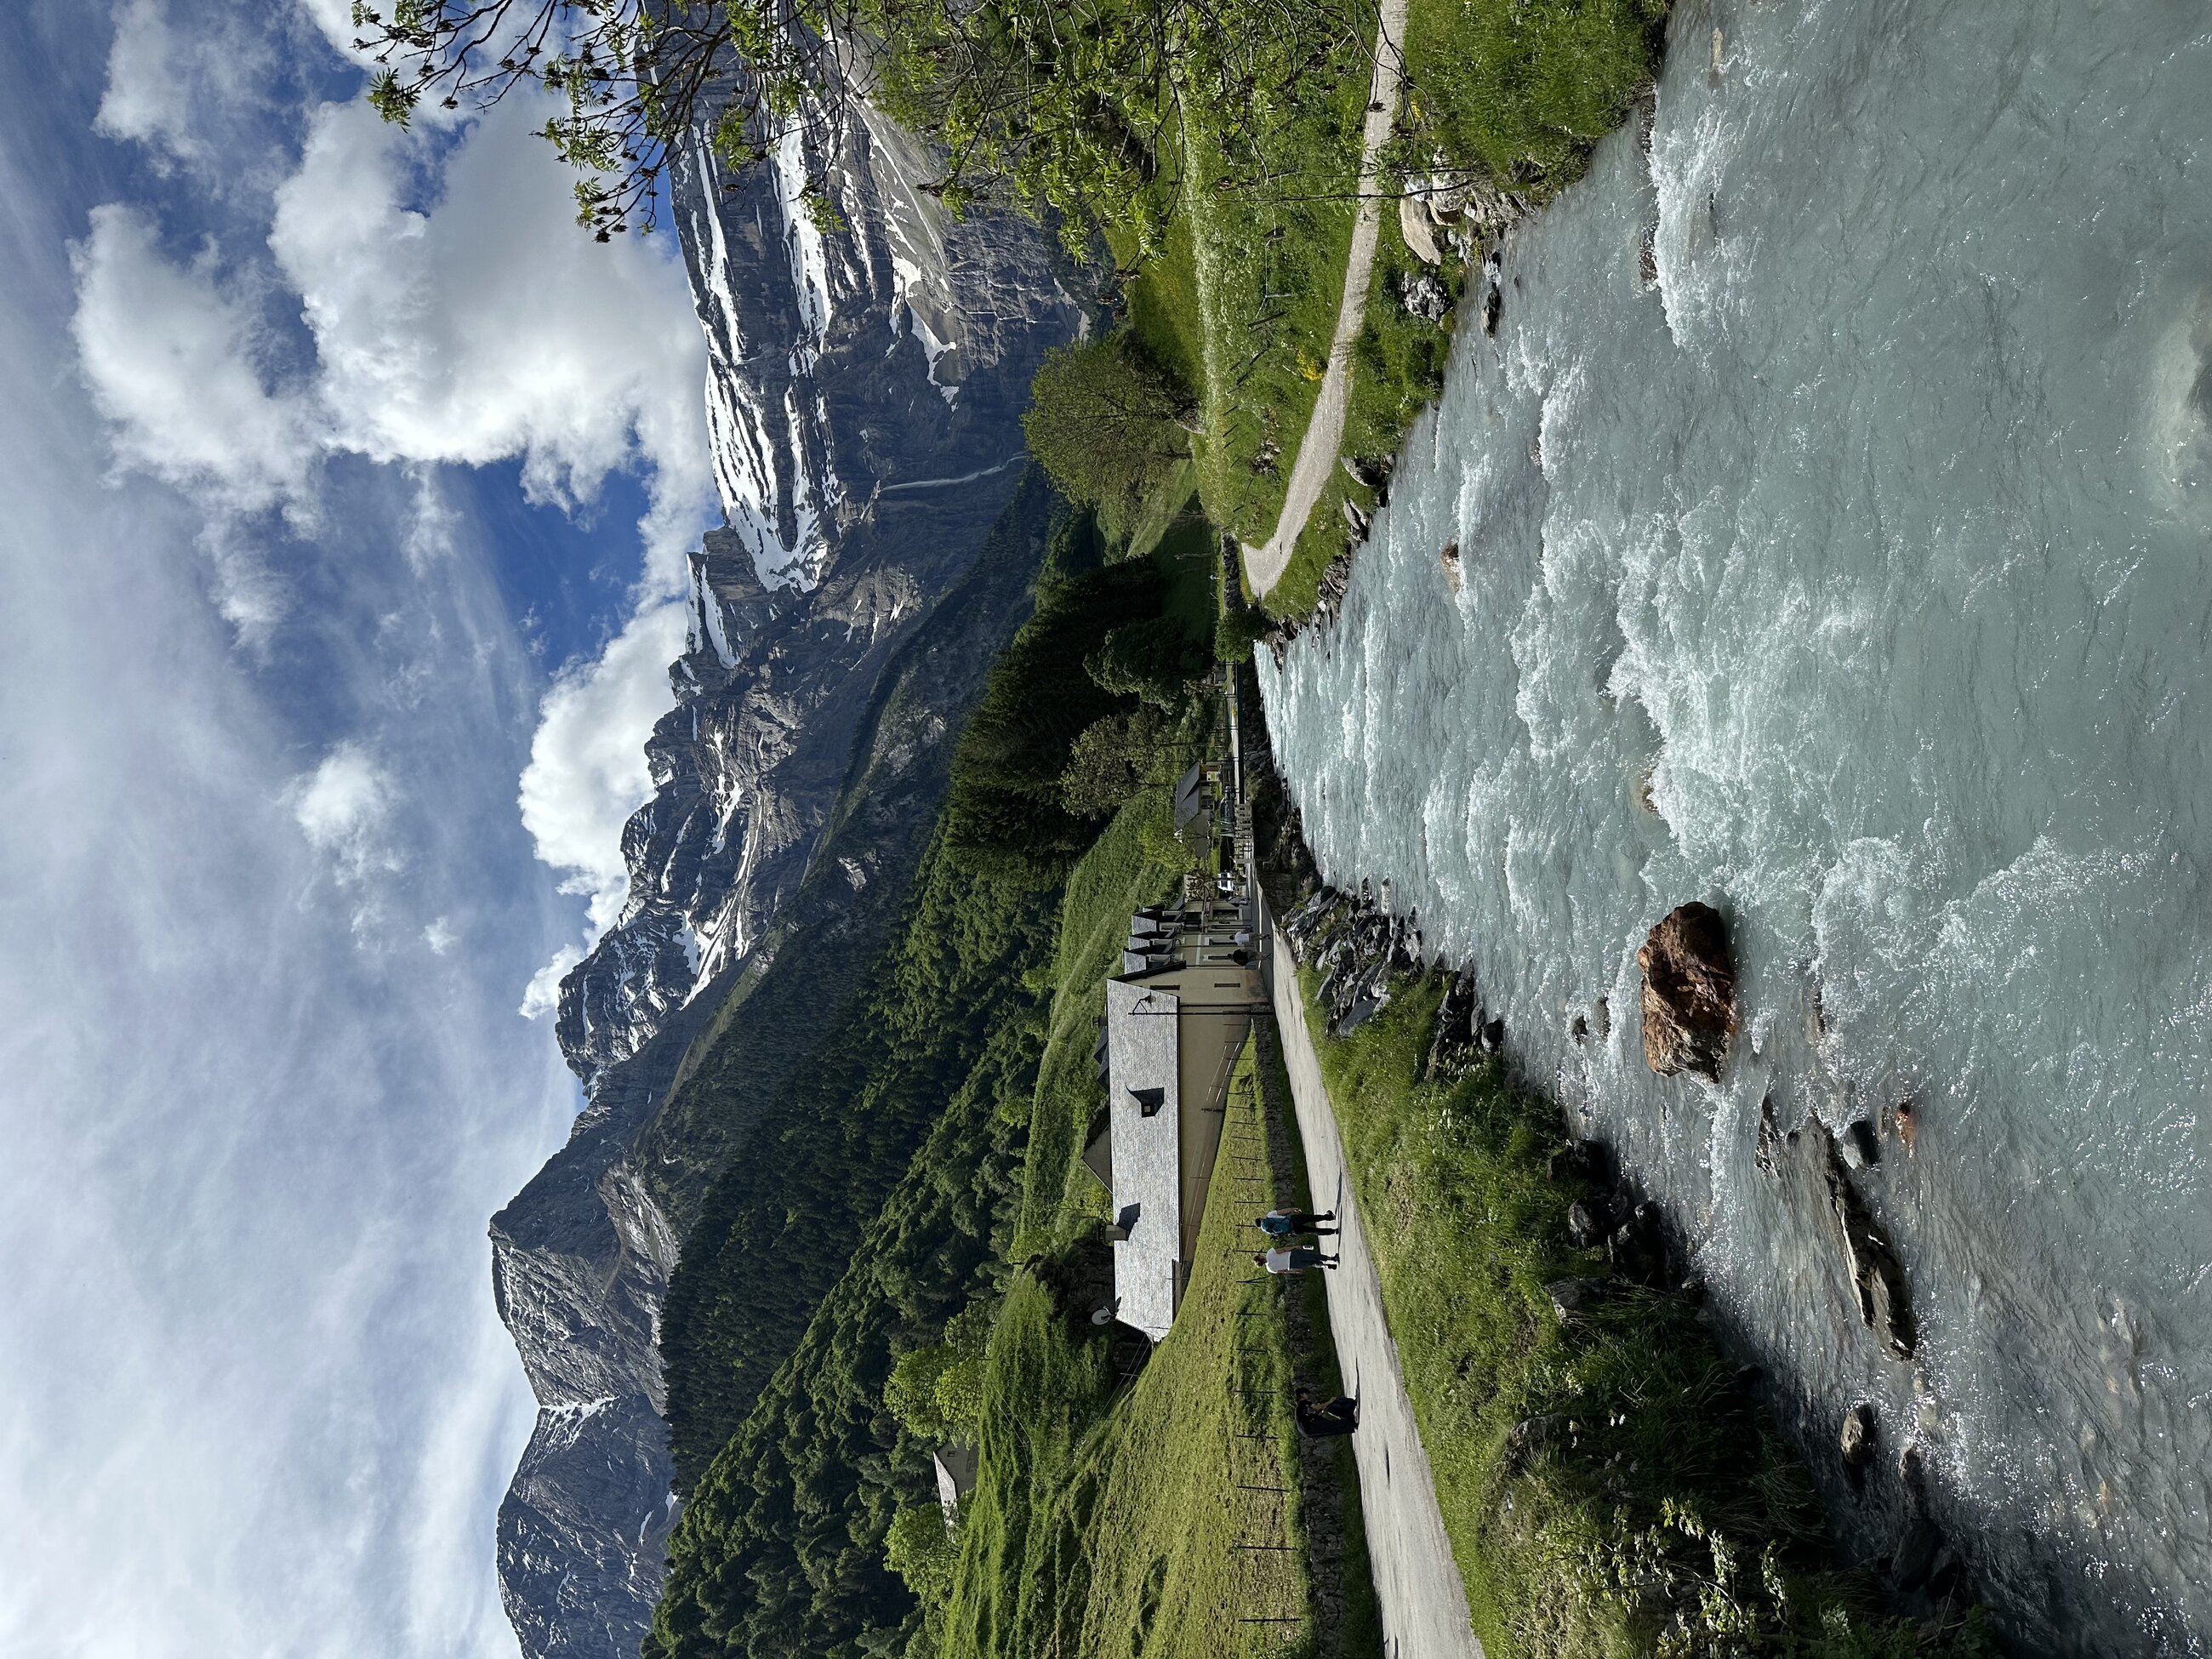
1253, 1245, 1336, 1274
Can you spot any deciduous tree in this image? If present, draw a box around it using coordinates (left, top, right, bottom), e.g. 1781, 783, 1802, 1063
1022, 336, 1196, 514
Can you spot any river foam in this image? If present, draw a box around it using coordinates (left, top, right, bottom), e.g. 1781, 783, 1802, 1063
1260, 0, 2212, 1648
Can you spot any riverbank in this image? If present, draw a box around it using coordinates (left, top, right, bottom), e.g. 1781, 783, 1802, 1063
1251, 0, 2212, 1645
1087, 0, 1667, 625
1246, 794, 1988, 1655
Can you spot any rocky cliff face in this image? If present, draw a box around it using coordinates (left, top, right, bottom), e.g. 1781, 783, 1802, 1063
487, 94, 1080, 1659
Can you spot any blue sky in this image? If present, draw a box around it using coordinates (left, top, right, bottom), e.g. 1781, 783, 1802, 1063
0, 3, 715, 1653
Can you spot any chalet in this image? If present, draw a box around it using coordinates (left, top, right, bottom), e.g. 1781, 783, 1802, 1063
1086, 888, 1263, 1341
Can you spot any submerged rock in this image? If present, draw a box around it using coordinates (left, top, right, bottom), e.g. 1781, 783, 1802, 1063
1890, 1515, 1946, 1593
1637, 901, 1736, 1080
1609, 1200, 1668, 1286
1756, 1092, 1784, 1177
1840, 1402, 1877, 1468
1821, 1134, 1917, 1361
1547, 1139, 1611, 1188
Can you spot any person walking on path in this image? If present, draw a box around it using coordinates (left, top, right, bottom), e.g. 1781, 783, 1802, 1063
1294, 1387, 1360, 1438
1254, 1208, 1337, 1239
1255, 1245, 1337, 1274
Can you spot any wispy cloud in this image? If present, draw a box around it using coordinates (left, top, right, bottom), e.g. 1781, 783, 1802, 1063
71, 202, 318, 516
289, 740, 402, 882
0, 2, 710, 1653
72, 58, 718, 957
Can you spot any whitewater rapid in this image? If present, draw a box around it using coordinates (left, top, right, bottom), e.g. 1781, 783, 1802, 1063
1259, 0, 2212, 1649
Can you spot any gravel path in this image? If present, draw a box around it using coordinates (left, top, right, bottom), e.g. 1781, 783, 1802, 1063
1263, 914, 1484, 1659
1240, 0, 1408, 600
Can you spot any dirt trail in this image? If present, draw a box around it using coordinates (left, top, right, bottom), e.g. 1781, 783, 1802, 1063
1240, 0, 1408, 600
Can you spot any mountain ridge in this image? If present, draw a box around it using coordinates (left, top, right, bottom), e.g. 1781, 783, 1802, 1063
485, 88, 1080, 1659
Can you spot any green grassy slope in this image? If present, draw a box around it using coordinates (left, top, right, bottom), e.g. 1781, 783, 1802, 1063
650, 943, 1046, 1659
945, 1037, 1375, 1659
1012, 792, 1178, 1256
658, 836, 1058, 1491
650, 488, 1229, 1652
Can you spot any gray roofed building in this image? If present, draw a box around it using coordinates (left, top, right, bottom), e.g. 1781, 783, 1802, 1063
1173, 762, 1211, 831
1100, 895, 1263, 1342
1105, 978, 1184, 1339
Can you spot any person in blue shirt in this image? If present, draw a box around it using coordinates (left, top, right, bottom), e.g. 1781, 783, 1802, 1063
1253, 1207, 1337, 1239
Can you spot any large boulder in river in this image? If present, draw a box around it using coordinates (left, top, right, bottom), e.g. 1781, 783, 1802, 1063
1637, 902, 1736, 1080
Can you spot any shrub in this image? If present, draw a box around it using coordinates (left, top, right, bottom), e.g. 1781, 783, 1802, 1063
884, 1503, 961, 1606
944, 540, 1181, 883
1086, 618, 1209, 707
1214, 605, 1272, 664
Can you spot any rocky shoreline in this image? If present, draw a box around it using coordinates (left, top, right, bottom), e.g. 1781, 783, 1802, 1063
1240, 709, 1987, 1637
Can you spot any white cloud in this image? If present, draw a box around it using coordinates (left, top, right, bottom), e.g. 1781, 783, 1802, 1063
517, 600, 691, 939
95, 0, 277, 174
94, 0, 195, 160
77, 72, 722, 995
518, 944, 583, 1020
3, 100, 573, 1656
269, 96, 714, 590
71, 203, 318, 516
289, 740, 401, 884
425, 916, 458, 954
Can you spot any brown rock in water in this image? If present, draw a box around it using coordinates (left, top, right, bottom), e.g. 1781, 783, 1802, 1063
1840, 1403, 1877, 1468
1637, 902, 1736, 1079
1440, 540, 1462, 593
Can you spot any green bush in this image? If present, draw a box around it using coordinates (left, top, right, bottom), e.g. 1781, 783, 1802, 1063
887, 1300, 995, 1444
1398, 0, 1667, 198
944, 527, 1208, 883
1085, 618, 1208, 707
1213, 605, 1272, 664
1058, 707, 1178, 817
885, 1503, 961, 1607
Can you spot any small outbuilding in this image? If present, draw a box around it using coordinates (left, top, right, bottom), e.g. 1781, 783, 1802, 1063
931, 1444, 978, 1521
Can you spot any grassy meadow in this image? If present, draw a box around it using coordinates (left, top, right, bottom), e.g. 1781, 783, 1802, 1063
948, 1035, 1379, 1659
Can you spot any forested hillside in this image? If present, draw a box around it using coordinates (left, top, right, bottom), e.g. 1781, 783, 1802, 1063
658, 835, 1056, 1489
651, 874, 1049, 1657
648, 484, 1223, 1656
636, 470, 1063, 1240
